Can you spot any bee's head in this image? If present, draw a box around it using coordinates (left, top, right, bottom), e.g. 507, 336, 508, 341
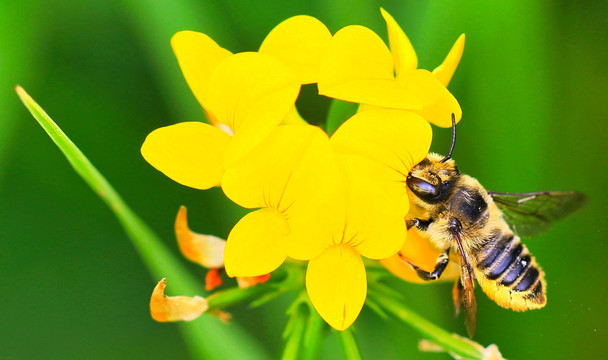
407, 154, 460, 203
407, 114, 459, 203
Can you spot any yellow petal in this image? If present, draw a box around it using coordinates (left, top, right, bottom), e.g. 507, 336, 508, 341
282, 106, 307, 124
236, 274, 271, 289
150, 278, 208, 322
222, 124, 344, 260
398, 69, 462, 127
306, 245, 366, 331
380, 8, 417, 75
259, 15, 332, 84
331, 109, 432, 174
433, 34, 465, 87
318, 25, 422, 110
380, 228, 460, 283
204, 52, 301, 167
224, 208, 289, 277
175, 206, 225, 268
336, 155, 408, 259
141, 122, 230, 190
331, 109, 432, 259
171, 31, 232, 110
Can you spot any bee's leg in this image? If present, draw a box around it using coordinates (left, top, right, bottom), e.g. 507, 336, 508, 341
452, 279, 463, 316
406, 218, 432, 231
398, 248, 450, 281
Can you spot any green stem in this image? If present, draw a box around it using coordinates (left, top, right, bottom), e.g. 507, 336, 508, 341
282, 302, 309, 360
367, 289, 483, 360
337, 328, 363, 360
301, 309, 326, 360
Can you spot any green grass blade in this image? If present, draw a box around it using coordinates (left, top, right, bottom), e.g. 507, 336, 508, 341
16, 86, 269, 360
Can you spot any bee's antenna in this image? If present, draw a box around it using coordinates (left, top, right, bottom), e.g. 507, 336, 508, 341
440, 113, 457, 163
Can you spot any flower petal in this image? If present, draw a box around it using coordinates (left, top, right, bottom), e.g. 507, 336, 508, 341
380, 8, 417, 75
331, 109, 432, 259
331, 109, 432, 174
318, 25, 422, 110
399, 69, 462, 127
380, 228, 460, 283
150, 278, 208, 322
433, 34, 465, 87
224, 208, 289, 277
141, 122, 230, 190
175, 206, 225, 268
336, 155, 409, 259
205, 269, 223, 291
171, 31, 232, 110
259, 15, 332, 84
222, 124, 345, 260
306, 245, 366, 331
205, 52, 301, 167
237, 274, 271, 289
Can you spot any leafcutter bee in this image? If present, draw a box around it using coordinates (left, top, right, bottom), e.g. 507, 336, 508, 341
402, 115, 587, 337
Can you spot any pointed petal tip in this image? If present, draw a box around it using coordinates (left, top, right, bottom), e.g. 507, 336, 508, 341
432, 33, 466, 87
306, 246, 366, 331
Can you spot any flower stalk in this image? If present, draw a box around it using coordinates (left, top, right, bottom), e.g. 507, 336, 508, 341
367, 281, 483, 360
337, 328, 363, 360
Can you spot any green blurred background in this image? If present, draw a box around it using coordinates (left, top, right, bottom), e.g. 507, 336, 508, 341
2, 0, 607, 359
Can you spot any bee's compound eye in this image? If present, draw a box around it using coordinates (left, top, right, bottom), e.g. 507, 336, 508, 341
407, 176, 439, 198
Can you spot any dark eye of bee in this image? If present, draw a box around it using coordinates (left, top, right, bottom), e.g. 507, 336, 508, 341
407, 176, 454, 203
407, 176, 439, 198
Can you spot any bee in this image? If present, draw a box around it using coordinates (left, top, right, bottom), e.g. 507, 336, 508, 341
402, 115, 587, 337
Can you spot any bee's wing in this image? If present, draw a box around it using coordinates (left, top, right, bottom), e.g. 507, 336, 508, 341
488, 191, 587, 237
454, 232, 477, 338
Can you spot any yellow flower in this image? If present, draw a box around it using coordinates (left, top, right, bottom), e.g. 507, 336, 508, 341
221, 124, 344, 277
303, 108, 432, 330
141, 16, 333, 191
317, 8, 464, 127
141, 51, 300, 190
174, 206, 272, 290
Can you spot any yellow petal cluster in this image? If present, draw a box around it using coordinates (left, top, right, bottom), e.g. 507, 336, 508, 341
143, 9, 465, 331
318, 8, 464, 127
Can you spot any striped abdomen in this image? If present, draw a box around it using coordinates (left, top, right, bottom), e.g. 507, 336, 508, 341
473, 230, 546, 311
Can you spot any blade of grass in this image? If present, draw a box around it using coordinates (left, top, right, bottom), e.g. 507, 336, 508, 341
16, 86, 269, 360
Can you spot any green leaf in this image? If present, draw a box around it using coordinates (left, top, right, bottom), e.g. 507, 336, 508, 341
325, 99, 358, 136
16, 86, 269, 360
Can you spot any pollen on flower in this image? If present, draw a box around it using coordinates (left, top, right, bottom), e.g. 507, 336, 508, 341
150, 278, 208, 322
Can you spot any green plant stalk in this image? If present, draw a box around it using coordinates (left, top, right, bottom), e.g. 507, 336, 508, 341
282, 302, 309, 360
301, 305, 326, 360
16, 86, 269, 360
367, 289, 483, 360
336, 328, 363, 360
